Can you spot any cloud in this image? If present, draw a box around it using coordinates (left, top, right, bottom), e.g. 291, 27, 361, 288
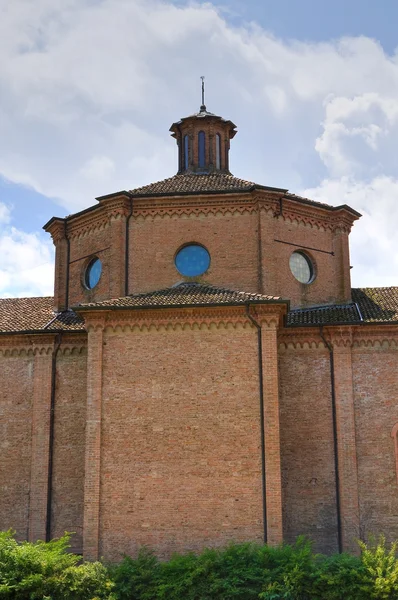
301, 176, 398, 287
0, 203, 54, 297
315, 93, 398, 177
1, 0, 398, 292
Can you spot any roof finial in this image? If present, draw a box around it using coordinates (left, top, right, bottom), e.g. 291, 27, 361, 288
200, 75, 206, 112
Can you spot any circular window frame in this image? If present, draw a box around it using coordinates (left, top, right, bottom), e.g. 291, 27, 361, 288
289, 250, 316, 285
174, 242, 211, 278
83, 256, 102, 290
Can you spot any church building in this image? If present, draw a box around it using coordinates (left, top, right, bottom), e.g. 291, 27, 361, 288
1, 102, 398, 561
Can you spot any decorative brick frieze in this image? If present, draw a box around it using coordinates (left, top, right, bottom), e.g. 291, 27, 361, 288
80, 304, 285, 334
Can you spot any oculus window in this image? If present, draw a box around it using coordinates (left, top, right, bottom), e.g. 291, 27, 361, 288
289, 251, 314, 284
85, 257, 102, 289
175, 244, 210, 277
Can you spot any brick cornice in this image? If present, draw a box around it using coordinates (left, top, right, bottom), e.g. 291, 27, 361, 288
0, 333, 87, 357
81, 303, 285, 333
352, 325, 398, 349
278, 328, 327, 350
279, 324, 398, 350
45, 218, 66, 243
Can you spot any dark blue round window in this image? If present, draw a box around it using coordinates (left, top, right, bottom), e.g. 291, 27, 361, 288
85, 257, 102, 289
175, 244, 210, 277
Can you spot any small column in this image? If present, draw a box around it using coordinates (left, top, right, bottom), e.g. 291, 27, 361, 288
331, 329, 360, 552
83, 318, 105, 560
261, 317, 283, 544
29, 345, 53, 542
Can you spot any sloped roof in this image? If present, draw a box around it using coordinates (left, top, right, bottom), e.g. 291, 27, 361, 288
75, 283, 282, 310
287, 287, 398, 326
130, 172, 285, 197
287, 303, 360, 326
352, 287, 398, 322
2, 286, 398, 333
0, 297, 84, 333
128, 172, 360, 217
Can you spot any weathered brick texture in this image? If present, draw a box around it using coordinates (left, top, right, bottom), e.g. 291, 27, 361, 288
51, 344, 87, 553
0, 349, 35, 539
278, 341, 339, 554
96, 323, 264, 561
352, 343, 398, 543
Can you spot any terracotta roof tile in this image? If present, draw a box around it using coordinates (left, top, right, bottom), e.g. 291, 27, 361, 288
130, 172, 283, 197
3, 287, 398, 332
287, 288, 398, 326
0, 297, 84, 333
287, 303, 360, 326
75, 283, 282, 310
352, 287, 398, 322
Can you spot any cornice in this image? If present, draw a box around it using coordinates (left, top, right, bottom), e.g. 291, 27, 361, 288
82, 304, 284, 333
131, 191, 356, 233
278, 323, 398, 350
273, 200, 354, 234
352, 325, 398, 349
0, 333, 87, 357
278, 328, 327, 351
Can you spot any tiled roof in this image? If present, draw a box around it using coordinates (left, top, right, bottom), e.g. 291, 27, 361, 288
128, 173, 360, 215
287, 303, 360, 326
287, 288, 398, 326
2, 287, 398, 333
352, 287, 398, 322
0, 297, 84, 333
75, 283, 282, 310
130, 172, 285, 197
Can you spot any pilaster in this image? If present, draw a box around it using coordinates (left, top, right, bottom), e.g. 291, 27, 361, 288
28, 346, 53, 542
83, 317, 105, 560
330, 328, 360, 552
261, 317, 284, 545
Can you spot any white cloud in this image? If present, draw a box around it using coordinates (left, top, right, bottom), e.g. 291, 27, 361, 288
0, 207, 54, 297
315, 93, 398, 177
1, 0, 398, 291
301, 176, 398, 287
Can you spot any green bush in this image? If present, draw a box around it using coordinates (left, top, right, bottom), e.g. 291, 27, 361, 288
2, 531, 398, 599
111, 537, 398, 600
0, 530, 115, 599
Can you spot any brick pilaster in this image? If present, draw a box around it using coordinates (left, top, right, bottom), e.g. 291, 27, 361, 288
29, 348, 53, 542
331, 331, 360, 552
261, 319, 283, 545
83, 322, 104, 560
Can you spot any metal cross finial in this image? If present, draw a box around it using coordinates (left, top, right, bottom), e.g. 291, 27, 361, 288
200, 75, 206, 112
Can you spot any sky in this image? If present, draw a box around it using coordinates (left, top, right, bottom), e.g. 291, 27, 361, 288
1, 0, 398, 297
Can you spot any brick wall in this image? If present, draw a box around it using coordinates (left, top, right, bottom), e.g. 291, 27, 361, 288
278, 342, 339, 554
51, 343, 87, 553
0, 351, 34, 539
97, 324, 264, 560
129, 210, 260, 295
352, 343, 398, 543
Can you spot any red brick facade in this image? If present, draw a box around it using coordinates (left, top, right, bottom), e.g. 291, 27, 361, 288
1, 107, 397, 561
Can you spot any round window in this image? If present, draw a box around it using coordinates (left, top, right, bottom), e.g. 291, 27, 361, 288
85, 257, 102, 289
175, 244, 210, 277
289, 251, 314, 284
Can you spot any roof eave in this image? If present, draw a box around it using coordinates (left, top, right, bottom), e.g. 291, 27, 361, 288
73, 298, 290, 312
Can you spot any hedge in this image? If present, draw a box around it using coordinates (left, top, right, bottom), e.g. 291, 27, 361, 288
1, 531, 398, 599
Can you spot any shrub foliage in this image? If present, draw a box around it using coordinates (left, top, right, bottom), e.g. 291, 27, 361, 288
1, 531, 398, 599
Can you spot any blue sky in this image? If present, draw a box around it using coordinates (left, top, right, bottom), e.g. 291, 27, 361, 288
1, 0, 398, 296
